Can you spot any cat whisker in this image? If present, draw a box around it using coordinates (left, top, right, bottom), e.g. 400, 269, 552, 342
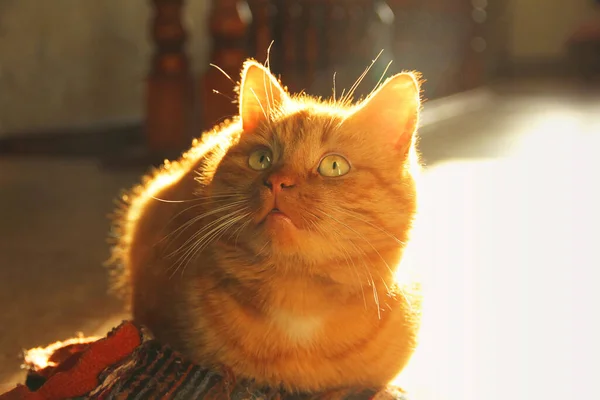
166, 207, 248, 261
249, 87, 269, 122
330, 229, 383, 316
255, 239, 270, 259
334, 233, 369, 310
328, 205, 405, 245
371, 59, 394, 97
316, 209, 391, 272
179, 212, 250, 275
150, 197, 191, 204
165, 196, 246, 220
160, 200, 248, 245
211, 89, 236, 102
228, 217, 253, 248
265, 41, 275, 68
160, 197, 247, 242
316, 209, 413, 316
331, 212, 416, 308
332, 71, 337, 103
176, 208, 249, 259
169, 209, 249, 277
190, 193, 248, 203
209, 63, 235, 84
152, 192, 244, 204
379, 273, 391, 295
163, 208, 236, 250
336, 231, 375, 312
264, 48, 275, 120
213, 213, 251, 249
368, 270, 381, 319
175, 196, 247, 214
191, 190, 247, 197
302, 210, 368, 310
340, 49, 384, 105
162, 213, 205, 245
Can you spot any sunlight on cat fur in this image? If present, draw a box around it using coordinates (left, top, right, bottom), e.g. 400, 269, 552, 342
107, 59, 425, 393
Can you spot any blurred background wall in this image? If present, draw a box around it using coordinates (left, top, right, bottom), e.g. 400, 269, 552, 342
0, 0, 597, 139
0, 0, 209, 137
508, 0, 596, 60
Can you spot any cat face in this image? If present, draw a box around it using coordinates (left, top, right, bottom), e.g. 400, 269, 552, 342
207, 61, 421, 283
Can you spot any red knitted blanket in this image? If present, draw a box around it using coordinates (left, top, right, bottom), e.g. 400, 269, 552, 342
0, 321, 409, 400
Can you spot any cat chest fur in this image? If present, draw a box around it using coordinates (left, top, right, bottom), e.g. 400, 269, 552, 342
269, 309, 323, 345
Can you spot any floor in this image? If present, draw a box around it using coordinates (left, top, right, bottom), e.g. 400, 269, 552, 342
0, 158, 139, 388
1, 79, 599, 399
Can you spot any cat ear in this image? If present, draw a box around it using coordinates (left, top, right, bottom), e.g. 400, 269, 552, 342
238, 60, 288, 132
348, 72, 421, 150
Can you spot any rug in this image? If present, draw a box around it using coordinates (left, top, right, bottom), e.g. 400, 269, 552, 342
0, 321, 409, 400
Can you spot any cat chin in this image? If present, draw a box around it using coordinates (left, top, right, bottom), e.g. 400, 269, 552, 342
263, 218, 301, 250
264, 211, 296, 229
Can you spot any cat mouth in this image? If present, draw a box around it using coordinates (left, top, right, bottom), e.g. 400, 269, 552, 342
268, 208, 291, 219
261, 207, 296, 227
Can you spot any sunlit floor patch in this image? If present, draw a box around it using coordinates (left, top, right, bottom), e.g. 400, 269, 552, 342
396, 107, 600, 399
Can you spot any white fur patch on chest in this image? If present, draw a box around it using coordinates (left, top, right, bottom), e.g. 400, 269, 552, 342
269, 309, 322, 345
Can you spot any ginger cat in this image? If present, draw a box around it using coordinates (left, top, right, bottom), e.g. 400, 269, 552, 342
107, 60, 423, 393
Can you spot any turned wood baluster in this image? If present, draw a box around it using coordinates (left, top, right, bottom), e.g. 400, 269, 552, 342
146, 0, 193, 155
462, 0, 487, 91
345, 1, 365, 63
248, 0, 273, 62
350, 0, 374, 98
280, 1, 301, 92
366, 1, 396, 91
325, 0, 346, 73
350, 0, 370, 66
388, 0, 417, 83
303, 1, 319, 91
200, 0, 252, 131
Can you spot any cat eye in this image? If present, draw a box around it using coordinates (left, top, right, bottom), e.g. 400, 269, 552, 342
318, 154, 351, 177
248, 148, 273, 171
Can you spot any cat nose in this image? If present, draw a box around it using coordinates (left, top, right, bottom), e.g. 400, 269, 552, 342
263, 174, 296, 194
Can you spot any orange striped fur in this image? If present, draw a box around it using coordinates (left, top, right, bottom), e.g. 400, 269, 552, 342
108, 60, 423, 392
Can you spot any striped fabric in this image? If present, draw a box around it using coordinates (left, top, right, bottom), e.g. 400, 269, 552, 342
1, 322, 410, 400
